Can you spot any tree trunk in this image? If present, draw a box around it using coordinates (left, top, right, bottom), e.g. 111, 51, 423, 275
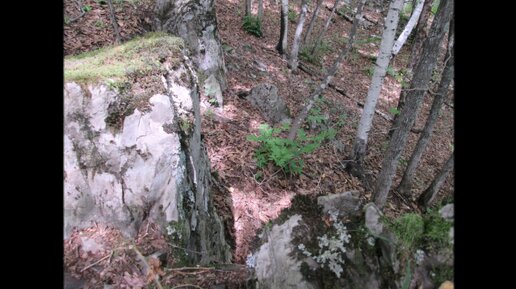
154, 0, 228, 92
107, 0, 122, 44
287, 0, 366, 140
303, 0, 324, 45
311, 0, 340, 55
409, 0, 433, 71
373, 0, 454, 209
348, 0, 404, 179
245, 0, 252, 16
398, 24, 454, 197
390, 0, 432, 131
417, 152, 454, 209
258, 0, 264, 20
392, 0, 425, 56
289, 0, 310, 73
276, 0, 289, 55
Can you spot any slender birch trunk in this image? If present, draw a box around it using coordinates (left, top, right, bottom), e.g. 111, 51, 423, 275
348, 0, 404, 178
245, 0, 252, 16
392, 0, 425, 55
289, 0, 310, 72
287, 0, 367, 140
373, 0, 454, 209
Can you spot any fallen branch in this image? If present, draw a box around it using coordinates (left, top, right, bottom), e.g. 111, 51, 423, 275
81, 252, 113, 272
167, 267, 215, 271
443, 101, 453, 109
326, 5, 353, 22
171, 285, 205, 289
363, 14, 378, 25
298, 62, 392, 121
67, 0, 86, 24
298, 62, 424, 133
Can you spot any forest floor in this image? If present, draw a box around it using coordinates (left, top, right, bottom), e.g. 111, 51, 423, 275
64, 0, 454, 287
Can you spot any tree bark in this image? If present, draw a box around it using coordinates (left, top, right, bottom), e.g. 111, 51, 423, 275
417, 152, 454, 209
348, 0, 404, 178
258, 0, 264, 20
311, 0, 340, 55
245, 0, 252, 16
392, 0, 425, 56
276, 0, 289, 55
154, 0, 228, 91
373, 0, 454, 209
287, 0, 366, 140
289, 0, 310, 73
409, 0, 433, 71
107, 0, 122, 44
398, 23, 454, 197
303, 0, 324, 45
390, 0, 433, 131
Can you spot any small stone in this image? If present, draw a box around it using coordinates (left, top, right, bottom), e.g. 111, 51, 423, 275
439, 204, 454, 220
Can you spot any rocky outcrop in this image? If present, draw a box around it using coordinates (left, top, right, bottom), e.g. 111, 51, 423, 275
248, 196, 454, 289
250, 214, 316, 289
155, 0, 227, 105
64, 34, 231, 265
246, 83, 291, 125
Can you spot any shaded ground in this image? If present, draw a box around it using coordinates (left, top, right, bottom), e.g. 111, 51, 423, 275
63, 0, 454, 286
211, 0, 453, 263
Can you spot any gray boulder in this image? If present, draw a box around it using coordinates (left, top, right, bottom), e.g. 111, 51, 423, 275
246, 83, 291, 125
317, 191, 362, 218
439, 203, 454, 221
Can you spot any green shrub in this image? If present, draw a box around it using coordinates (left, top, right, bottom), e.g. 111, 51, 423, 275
288, 9, 297, 22
247, 123, 335, 175
422, 208, 452, 247
242, 15, 262, 37
300, 41, 332, 65
390, 213, 425, 250
388, 107, 400, 116
431, 0, 440, 15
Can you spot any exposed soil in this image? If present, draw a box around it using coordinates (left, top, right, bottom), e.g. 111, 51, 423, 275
64, 0, 454, 287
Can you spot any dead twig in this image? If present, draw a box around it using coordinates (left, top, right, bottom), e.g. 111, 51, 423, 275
171, 285, 205, 289
81, 251, 113, 272
67, 0, 86, 24
167, 266, 215, 271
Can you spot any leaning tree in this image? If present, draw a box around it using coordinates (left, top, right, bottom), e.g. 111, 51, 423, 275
373, 0, 454, 208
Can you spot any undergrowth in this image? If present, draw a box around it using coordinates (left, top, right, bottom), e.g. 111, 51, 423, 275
247, 123, 335, 175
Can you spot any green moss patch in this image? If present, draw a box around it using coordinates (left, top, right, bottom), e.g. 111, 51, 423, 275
65, 32, 184, 83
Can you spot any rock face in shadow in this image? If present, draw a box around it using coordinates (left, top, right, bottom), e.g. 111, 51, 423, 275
64, 35, 231, 265
155, 0, 227, 105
